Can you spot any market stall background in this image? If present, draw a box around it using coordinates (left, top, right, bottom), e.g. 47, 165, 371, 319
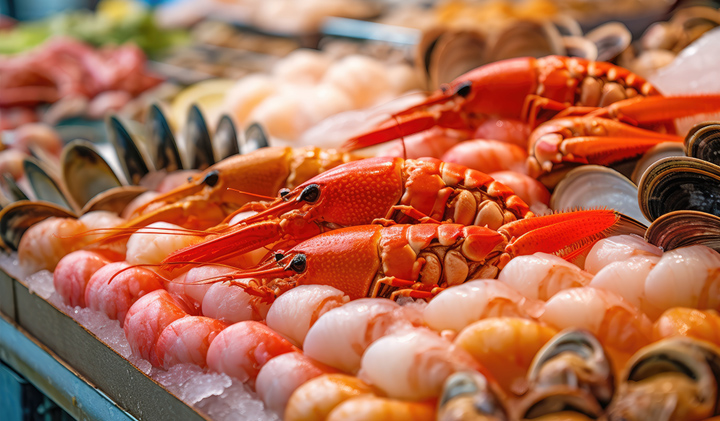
2, 0, 720, 420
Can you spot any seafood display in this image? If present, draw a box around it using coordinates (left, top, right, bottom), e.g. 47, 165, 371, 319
4, 2, 720, 421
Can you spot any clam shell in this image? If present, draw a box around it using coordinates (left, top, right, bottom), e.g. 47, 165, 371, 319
214, 115, 240, 161
146, 103, 183, 172
550, 15, 583, 37
684, 121, 720, 165
631, 142, 686, 185
61, 140, 122, 209
487, 20, 565, 63
422, 29, 489, 90
645, 210, 720, 252
527, 329, 614, 409
106, 115, 152, 185
585, 22, 632, 62
638, 156, 720, 222
562, 36, 598, 61
516, 385, 604, 420
184, 104, 215, 170
438, 371, 509, 421
24, 158, 75, 213
551, 165, 650, 226
0, 201, 76, 250
610, 337, 720, 420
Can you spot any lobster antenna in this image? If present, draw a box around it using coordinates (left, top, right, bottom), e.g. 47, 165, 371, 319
225, 188, 276, 201
392, 113, 407, 160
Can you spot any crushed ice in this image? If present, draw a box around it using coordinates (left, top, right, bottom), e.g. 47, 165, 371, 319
196, 379, 281, 421
0, 252, 25, 280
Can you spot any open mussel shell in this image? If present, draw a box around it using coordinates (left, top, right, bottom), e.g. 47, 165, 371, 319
106, 115, 152, 185
1, 173, 29, 202
146, 103, 183, 172
81, 185, 147, 215
0, 201, 76, 250
685, 121, 720, 165
645, 210, 720, 252
638, 156, 720, 222
630, 142, 685, 185
527, 329, 614, 409
551, 166, 650, 226
438, 371, 509, 421
24, 158, 76, 213
487, 20, 565, 62
185, 104, 215, 170
585, 22, 632, 62
213, 115, 240, 162
609, 337, 720, 420
242, 122, 270, 154
61, 139, 123, 210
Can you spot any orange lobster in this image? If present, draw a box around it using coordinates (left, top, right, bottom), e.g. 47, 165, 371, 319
342, 56, 720, 181
161, 156, 532, 267
99, 146, 357, 242
187, 210, 622, 302
527, 96, 720, 180
342, 56, 662, 150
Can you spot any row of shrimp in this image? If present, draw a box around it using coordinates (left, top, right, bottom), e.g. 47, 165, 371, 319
50, 229, 720, 420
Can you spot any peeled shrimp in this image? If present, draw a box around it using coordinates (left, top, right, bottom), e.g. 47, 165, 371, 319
423, 280, 545, 332
541, 287, 653, 369
266, 285, 349, 347
589, 256, 663, 318
123, 289, 189, 366
643, 245, 720, 316
653, 308, 720, 347
272, 49, 332, 85
359, 328, 480, 401
322, 55, 394, 109
326, 396, 435, 421
453, 317, 558, 394
498, 253, 593, 301
201, 281, 271, 323
441, 139, 528, 175
285, 374, 376, 421
125, 222, 202, 265
18, 217, 89, 275
164, 265, 225, 310
256, 352, 337, 415
84, 261, 165, 326
489, 171, 551, 214
206, 321, 298, 382
155, 316, 227, 369
584, 234, 662, 275
53, 250, 112, 307
302, 298, 422, 374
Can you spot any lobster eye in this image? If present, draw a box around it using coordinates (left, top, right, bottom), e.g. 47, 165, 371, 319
287, 253, 306, 273
299, 184, 320, 203
454, 81, 472, 98
202, 170, 219, 187
274, 253, 284, 262
279, 188, 291, 200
